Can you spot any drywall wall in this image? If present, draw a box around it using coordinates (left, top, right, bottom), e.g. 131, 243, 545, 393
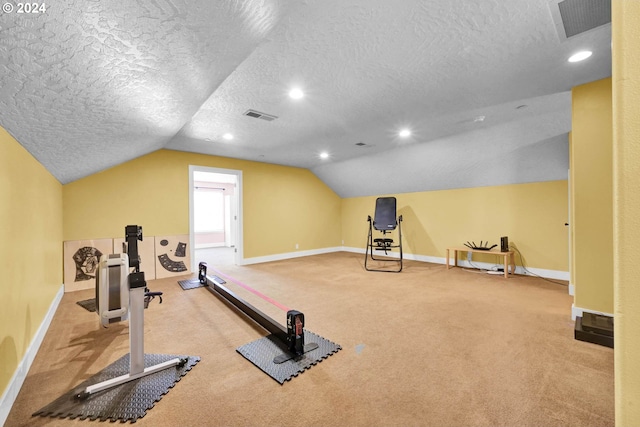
612, 2, 640, 424
63, 149, 342, 259
568, 132, 576, 289
0, 127, 63, 398
342, 180, 569, 272
571, 78, 613, 314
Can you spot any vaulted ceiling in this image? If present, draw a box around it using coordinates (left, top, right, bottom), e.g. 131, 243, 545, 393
0, 0, 611, 197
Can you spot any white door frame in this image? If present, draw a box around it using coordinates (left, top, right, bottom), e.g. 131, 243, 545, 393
189, 165, 243, 270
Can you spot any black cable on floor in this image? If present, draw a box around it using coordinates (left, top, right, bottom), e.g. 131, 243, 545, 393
510, 244, 568, 286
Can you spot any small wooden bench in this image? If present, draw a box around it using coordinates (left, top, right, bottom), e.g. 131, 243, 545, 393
446, 247, 515, 278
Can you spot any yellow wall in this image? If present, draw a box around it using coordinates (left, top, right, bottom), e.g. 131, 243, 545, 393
63, 150, 342, 258
342, 180, 569, 271
0, 127, 63, 397
612, 1, 640, 424
243, 160, 342, 257
571, 78, 613, 314
568, 132, 576, 288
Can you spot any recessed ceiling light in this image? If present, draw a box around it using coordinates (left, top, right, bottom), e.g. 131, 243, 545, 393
289, 88, 304, 99
319, 151, 329, 159
474, 115, 485, 123
222, 133, 233, 140
399, 129, 411, 138
568, 50, 592, 62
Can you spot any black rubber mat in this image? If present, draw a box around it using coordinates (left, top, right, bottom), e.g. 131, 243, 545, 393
178, 279, 204, 290
32, 353, 199, 423
236, 330, 340, 384
76, 298, 96, 312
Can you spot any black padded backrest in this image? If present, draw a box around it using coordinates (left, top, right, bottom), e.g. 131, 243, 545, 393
373, 197, 397, 231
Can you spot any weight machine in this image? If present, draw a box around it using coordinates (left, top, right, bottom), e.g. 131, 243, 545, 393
197, 262, 340, 384
198, 262, 318, 363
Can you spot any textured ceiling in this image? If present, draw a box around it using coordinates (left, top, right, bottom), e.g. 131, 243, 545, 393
1, 0, 611, 196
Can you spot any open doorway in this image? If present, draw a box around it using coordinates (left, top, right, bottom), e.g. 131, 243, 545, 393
189, 165, 243, 271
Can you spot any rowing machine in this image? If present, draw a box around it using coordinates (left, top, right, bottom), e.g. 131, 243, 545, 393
77, 226, 186, 399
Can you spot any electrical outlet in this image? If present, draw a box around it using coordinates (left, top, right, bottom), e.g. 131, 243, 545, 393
295, 243, 299, 249
467, 252, 472, 262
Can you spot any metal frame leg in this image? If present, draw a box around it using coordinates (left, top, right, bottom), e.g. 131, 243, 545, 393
80, 287, 184, 399
364, 216, 403, 273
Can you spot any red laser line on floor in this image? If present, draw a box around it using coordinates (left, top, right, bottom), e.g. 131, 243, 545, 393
209, 267, 290, 312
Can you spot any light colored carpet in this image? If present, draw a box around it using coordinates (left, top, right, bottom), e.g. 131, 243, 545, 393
6, 252, 613, 427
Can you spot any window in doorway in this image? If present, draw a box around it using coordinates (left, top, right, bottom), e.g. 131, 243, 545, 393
194, 189, 224, 232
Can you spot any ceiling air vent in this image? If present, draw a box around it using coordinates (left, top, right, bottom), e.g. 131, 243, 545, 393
549, 0, 611, 41
243, 109, 278, 122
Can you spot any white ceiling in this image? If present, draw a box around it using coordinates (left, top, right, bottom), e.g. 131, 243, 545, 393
0, 0, 611, 197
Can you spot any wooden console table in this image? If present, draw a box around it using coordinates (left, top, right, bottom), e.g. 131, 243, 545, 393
446, 247, 515, 278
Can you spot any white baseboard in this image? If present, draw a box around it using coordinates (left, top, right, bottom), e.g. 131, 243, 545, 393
0, 285, 64, 426
517, 266, 570, 281
342, 246, 569, 281
242, 247, 343, 265
571, 304, 614, 321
